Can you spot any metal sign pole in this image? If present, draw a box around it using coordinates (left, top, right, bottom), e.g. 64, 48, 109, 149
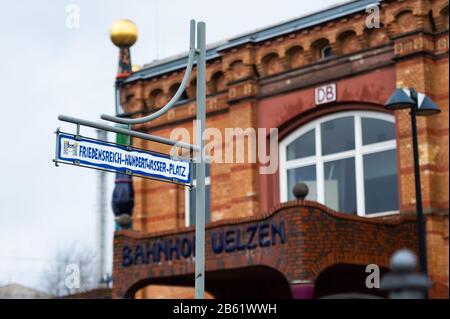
56, 19, 207, 299
195, 21, 206, 300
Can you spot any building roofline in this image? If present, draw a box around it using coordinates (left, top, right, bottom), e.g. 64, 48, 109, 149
123, 0, 380, 84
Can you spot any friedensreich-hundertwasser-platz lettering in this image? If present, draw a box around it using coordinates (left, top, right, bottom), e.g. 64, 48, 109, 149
121, 221, 286, 267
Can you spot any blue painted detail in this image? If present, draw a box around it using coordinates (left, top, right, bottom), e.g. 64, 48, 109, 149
112, 173, 134, 217
224, 229, 236, 253
271, 221, 286, 245
120, 221, 287, 267
246, 225, 258, 250
211, 232, 224, 254
168, 239, 181, 261
180, 237, 193, 258
145, 242, 157, 263
235, 228, 247, 251
122, 245, 133, 267
258, 223, 271, 247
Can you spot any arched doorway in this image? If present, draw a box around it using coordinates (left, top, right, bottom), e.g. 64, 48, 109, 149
313, 263, 389, 299
124, 265, 292, 299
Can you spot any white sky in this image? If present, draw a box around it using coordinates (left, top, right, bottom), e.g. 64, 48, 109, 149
0, 0, 347, 292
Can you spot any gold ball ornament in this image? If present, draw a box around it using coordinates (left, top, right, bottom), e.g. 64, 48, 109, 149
110, 19, 138, 47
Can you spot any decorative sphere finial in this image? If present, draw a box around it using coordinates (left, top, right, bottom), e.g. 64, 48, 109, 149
110, 19, 138, 48
390, 249, 417, 273
293, 183, 309, 200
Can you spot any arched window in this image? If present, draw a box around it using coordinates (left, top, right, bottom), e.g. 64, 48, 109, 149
440, 5, 449, 31
365, 26, 389, 47
337, 30, 361, 55
188, 77, 197, 99
320, 45, 333, 59
230, 60, 245, 80
286, 46, 307, 69
279, 111, 399, 216
169, 83, 188, 102
312, 38, 334, 60
210, 71, 226, 94
261, 52, 283, 76
396, 10, 416, 34
149, 89, 165, 109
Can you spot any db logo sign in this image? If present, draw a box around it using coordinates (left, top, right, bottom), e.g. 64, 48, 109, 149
315, 83, 337, 106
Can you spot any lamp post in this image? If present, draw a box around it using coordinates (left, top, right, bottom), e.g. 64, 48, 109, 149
109, 20, 138, 231
384, 87, 441, 296
56, 19, 205, 298
105, 19, 207, 299
380, 249, 431, 299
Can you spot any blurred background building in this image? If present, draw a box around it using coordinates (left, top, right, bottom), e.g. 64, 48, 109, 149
0, 283, 51, 299
110, 0, 448, 299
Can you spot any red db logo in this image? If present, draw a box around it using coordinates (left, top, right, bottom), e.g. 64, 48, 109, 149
315, 83, 337, 106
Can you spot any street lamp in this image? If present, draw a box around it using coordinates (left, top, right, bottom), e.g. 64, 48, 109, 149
109, 20, 138, 231
384, 87, 441, 289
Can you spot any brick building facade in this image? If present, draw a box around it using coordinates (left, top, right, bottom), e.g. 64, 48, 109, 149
112, 0, 449, 298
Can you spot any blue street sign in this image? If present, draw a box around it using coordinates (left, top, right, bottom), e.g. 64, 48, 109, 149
55, 132, 191, 185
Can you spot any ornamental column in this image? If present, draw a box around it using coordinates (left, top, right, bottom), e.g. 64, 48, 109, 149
109, 19, 138, 230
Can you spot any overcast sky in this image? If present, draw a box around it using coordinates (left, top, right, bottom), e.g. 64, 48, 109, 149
0, 0, 346, 292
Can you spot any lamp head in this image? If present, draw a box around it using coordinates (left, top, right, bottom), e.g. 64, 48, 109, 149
384, 88, 415, 111
416, 94, 441, 116
385, 88, 441, 116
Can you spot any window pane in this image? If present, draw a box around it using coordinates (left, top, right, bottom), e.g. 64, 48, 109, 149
364, 150, 399, 214
287, 165, 317, 201
321, 46, 333, 59
189, 185, 211, 225
287, 129, 315, 160
362, 118, 396, 145
321, 117, 355, 155
324, 158, 356, 214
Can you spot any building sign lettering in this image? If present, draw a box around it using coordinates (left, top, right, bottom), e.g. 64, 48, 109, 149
121, 221, 286, 267
315, 83, 337, 105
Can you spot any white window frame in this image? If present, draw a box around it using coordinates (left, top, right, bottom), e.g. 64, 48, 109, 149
185, 176, 211, 227
279, 111, 398, 217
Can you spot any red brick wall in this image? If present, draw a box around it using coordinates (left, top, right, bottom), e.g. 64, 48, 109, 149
115, 0, 449, 298
113, 201, 418, 298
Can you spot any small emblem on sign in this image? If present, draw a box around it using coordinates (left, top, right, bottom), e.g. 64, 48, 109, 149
63, 140, 79, 156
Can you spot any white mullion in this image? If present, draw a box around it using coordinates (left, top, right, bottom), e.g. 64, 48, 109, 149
360, 140, 396, 156
355, 115, 365, 216
316, 124, 324, 204
321, 149, 357, 163
284, 156, 318, 170
279, 139, 288, 202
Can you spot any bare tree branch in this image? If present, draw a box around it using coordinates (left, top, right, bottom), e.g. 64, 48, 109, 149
40, 242, 97, 297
